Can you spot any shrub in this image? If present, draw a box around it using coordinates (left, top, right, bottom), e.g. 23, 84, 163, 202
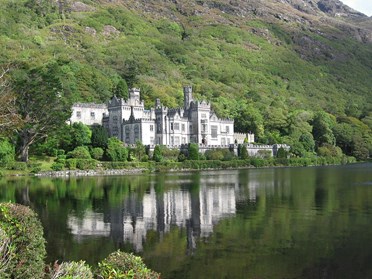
205, 149, 224, 161
0, 139, 15, 166
67, 146, 91, 159
27, 162, 42, 173
0, 203, 46, 279
188, 143, 199, 160
0, 227, 13, 275
49, 261, 93, 279
7, 162, 27, 171
76, 159, 97, 170
65, 159, 77, 170
90, 147, 104, 160
106, 138, 128, 161
51, 162, 64, 171
239, 144, 248, 159
96, 250, 160, 279
153, 145, 163, 162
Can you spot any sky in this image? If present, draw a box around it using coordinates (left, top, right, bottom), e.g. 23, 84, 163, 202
340, 0, 372, 16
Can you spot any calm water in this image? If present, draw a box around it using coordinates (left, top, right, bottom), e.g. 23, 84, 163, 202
0, 164, 371, 279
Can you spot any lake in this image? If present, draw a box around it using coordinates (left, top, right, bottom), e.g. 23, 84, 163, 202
0, 163, 371, 279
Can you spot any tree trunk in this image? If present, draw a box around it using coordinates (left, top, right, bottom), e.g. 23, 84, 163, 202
19, 130, 32, 162
20, 143, 29, 162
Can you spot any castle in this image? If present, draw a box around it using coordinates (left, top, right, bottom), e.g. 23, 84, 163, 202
71, 86, 254, 146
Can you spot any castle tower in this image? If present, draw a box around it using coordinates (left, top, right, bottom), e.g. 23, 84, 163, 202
129, 88, 141, 103
183, 86, 193, 111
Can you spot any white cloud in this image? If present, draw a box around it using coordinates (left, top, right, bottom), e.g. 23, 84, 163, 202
341, 0, 372, 16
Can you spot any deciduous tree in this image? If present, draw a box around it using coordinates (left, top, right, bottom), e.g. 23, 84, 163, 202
13, 62, 73, 162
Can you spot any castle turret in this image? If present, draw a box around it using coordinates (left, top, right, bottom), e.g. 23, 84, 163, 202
129, 88, 141, 103
183, 86, 193, 111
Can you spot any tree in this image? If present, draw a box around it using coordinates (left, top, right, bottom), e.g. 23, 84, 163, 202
133, 141, 146, 161
70, 122, 91, 147
153, 145, 163, 162
234, 103, 264, 140
0, 67, 22, 136
312, 112, 336, 148
12, 62, 73, 162
0, 139, 15, 165
239, 144, 248, 160
188, 143, 199, 160
91, 125, 108, 148
106, 137, 128, 161
114, 79, 128, 99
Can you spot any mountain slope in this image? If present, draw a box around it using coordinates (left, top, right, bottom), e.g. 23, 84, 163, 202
0, 0, 371, 157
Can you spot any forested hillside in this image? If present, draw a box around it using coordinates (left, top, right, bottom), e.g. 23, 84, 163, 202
0, 0, 371, 161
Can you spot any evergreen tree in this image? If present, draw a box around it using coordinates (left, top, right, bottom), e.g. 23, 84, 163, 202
153, 145, 163, 162
188, 143, 199, 160
91, 125, 108, 148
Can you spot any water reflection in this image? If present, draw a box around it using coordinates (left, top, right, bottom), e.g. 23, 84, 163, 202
1, 164, 372, 279
67, 171, 239, 252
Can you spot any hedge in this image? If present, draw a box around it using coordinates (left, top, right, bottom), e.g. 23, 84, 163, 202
0, 203, 46, 279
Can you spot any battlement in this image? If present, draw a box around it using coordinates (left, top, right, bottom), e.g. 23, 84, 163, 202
73, 103, 107, 109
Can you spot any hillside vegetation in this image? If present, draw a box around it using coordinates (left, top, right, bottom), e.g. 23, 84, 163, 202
0, 0, 371, 161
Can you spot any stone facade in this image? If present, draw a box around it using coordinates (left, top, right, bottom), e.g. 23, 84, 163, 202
69, 87, 292, 157
70, 103, 108, 126
100, 86, 235, 146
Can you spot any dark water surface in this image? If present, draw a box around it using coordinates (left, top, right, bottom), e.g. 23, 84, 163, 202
1, 164, 372, 279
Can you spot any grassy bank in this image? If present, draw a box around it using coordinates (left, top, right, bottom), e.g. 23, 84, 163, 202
0, 156, 358, 177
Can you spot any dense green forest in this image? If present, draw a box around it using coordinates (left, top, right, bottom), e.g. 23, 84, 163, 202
0, 0, 371, 163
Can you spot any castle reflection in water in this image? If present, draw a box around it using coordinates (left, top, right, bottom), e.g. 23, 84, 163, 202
68, 170, 266, 252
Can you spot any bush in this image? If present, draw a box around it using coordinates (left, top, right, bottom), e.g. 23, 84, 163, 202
48, 261, 93, 279
76, 159, 97, 170
67, 146, 91, 159
106, 138, 128, 161
7, 162, 27, 171
153, 145, 163, 162
96, 250, 160, 279
27, 162, 42, 174
90, 147, 104, 160
51, 162, 64, 171
205, 149, 224, 161
65, 159, 77, 170
188, 143, 199, 160
0, 227, 13, 275
0, 139, 15, 166
0, 203, 46, 279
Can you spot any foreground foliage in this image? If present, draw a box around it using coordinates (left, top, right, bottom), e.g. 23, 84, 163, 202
0, 202, 160, 279
0, 203, 46, 279
97, 251, 160, 279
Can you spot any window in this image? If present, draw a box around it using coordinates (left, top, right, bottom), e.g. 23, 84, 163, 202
201, 113, 207, 118
90, 112, 95, 119
189, 124, 193, 134
211, 125, 218, 138
226, 126, 230, 133
171, 123, 174, 131
174, 136, 180, 145
174, 123, 180, 131
134, 124, 139, 139
150, 125, 154, 132
113, 126, 119, 137
182, 124, 185, 132
182, 137, 186, 144
221, 138, 226, 145
76, 111, 81, 118
227, 138, 230, 145
150, 137, 154, 145
171, 136, 174, 145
